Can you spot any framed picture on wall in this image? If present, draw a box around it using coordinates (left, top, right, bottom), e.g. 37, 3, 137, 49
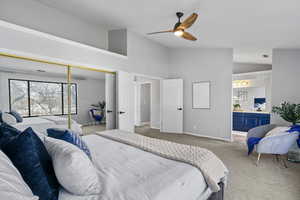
192, 81, 210, 109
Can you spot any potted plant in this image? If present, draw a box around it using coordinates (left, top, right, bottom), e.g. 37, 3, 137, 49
272, 102, 300, 125
233, 104, 241, 111
91, 101, 106, 116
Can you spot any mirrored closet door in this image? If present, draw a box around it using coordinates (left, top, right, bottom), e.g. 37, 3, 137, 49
0, 54, 116, 136
0, 54, 72, 134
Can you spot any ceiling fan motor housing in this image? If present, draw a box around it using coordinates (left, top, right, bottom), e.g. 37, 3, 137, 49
176, 12, 184, 19
174, 12, 184, 30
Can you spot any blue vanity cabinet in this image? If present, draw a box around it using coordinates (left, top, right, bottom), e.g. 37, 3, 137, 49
233, 112, 244, 131
233, 112, 270, 132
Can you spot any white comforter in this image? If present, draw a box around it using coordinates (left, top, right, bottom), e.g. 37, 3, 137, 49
13, 116, 82, 135
61, 134, 212, 200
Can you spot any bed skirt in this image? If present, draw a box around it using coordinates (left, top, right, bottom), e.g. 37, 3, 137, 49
208, 182, 224, 200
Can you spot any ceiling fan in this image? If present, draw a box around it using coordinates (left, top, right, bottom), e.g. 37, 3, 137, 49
147, 12, 198, 41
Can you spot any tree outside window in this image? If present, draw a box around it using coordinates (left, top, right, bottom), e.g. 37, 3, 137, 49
9, 79, 77, 117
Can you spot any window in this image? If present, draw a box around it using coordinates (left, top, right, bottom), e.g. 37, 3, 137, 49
9, 80, 29, 116
9, 79, 77, 117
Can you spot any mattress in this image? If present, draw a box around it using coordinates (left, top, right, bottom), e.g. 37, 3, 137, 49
14, 117, 56, 135
13, 116, 82, 135
72, 134, 213, 200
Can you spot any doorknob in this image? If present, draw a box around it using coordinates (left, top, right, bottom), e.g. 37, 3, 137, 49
177, 108, 183, 110
119, 111, 125, 114
107, 110, 113, 113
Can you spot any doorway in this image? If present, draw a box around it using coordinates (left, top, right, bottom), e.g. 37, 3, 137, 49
134, 76, 160, 133
232, 70, 272, 139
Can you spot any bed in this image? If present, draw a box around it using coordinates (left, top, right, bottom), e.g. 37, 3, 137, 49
59, 131, 227, 200
13, 116, 82, 135
0, 120, 226, 200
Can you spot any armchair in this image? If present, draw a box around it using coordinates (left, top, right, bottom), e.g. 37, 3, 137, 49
247, 124, 299, 167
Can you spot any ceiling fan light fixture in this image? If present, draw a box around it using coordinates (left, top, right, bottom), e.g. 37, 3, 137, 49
147, 12, 198, 41
174, 29, 184, 37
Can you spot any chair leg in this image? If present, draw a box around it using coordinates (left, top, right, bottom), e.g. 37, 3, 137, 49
256, 153, 261, 166
275, 154, 280, 162
281, 155, 288, 168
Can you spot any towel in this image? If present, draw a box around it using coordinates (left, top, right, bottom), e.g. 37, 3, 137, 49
247, 137, 262, 155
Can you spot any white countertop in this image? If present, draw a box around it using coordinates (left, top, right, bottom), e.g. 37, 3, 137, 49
233, 110, 270, 114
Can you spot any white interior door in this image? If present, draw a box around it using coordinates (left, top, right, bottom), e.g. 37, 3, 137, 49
161, 79, 183, 133
117, 71, 134, 132
105, 73, 116, 130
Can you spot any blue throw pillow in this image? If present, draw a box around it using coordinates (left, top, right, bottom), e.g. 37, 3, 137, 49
0, 122, 21, 148
47, 128, 91, 158
9, 110, 23, 123
2, 127, 59, 200
287, 125, 300, 133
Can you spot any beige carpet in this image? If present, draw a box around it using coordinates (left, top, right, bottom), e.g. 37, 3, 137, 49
135, 126, 300, 200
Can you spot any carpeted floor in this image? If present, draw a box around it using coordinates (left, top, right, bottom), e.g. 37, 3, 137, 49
82, 125, 300, 200
135, 126, 300, 200
82, 124, 106, 135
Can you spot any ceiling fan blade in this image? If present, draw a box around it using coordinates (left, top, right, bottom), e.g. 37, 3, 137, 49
181, 32, 197, 41
147, 30, 174, 35
177, 13, 198, 30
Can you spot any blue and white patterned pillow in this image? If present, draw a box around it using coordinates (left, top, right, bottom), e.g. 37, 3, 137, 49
47, 128, 91, 158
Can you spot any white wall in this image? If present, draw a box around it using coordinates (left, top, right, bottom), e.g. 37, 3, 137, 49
134, 83, 141, 126
272, 49, 300, 125
75, 78, 105, 125
127, 31, 169, 77
168, 48, 233, 140
140, 83, 150, 123
0, 22, 169, 78
0, 71, 105, 125
150, 79, 161, 129
0, 0, 108, 50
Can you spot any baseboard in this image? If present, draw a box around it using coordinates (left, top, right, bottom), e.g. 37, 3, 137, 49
140, 121, 150, 125
184, 132, 232, 142
232, 131, 247, 136
150, 126, 160, 130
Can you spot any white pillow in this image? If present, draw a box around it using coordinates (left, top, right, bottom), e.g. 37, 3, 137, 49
2, 113, 17, 125
44, 137, 101, 195
0, 151, 38, 200
266, 127, 289, 137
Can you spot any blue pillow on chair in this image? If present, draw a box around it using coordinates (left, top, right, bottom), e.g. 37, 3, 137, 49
0, 122, 21, 148
47, 128, 91, 158
9, 110, 23, 123
2, 127, 59, 200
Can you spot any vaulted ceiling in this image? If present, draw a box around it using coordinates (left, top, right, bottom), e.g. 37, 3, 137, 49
33, 0, 300, 64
